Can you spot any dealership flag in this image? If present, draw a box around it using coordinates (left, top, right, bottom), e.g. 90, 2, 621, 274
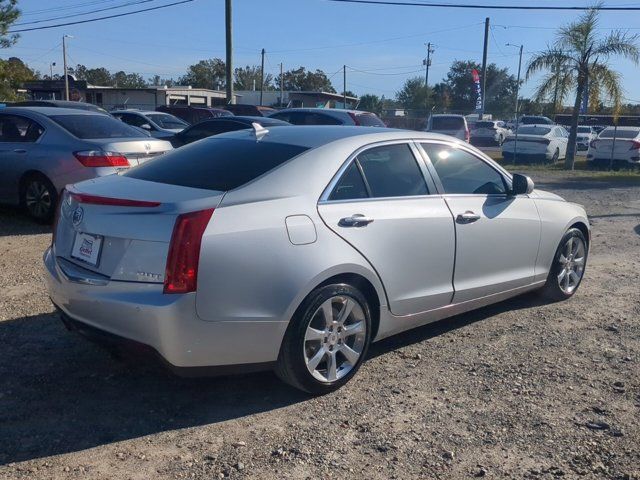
472, 69, 483, 113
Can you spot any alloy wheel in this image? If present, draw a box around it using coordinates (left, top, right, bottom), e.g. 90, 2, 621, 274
24, 180, 52, 219
303, 295, 367, 383
557, 236, 586, 294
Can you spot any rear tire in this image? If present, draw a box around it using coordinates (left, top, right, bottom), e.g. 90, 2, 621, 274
550, 148, 560, 164
541, 228, 588, 301
20, 173, 58, 223
275, 284, 372, 394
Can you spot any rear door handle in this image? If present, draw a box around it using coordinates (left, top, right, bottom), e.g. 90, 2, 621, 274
339, 214, 374, 227
13, 149, 27, 154
456, 211, 481, 224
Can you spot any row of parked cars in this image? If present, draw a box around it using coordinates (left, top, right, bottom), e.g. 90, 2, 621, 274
0, 100, 387, 222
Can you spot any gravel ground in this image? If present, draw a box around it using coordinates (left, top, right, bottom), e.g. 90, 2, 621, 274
0, 171, 638, 480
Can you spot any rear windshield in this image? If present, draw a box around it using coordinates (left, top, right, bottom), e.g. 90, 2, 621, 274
431, 116, 464, 130
521, 116, 553, 125
475, 121, 495, 128
577, 126, 592, 133
146, 113, 188, 129
51, 114, 142, 139
599, 128, 640, 139
356, 113, 386, 127
125, 138, 310, 191
517, 126, 551, 136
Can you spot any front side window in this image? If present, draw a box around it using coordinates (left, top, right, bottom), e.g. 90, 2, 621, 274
328, 144, 429, 200
421, 143, 507, 195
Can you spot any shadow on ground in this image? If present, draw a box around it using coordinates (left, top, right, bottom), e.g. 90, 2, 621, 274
0, 291, 548, 465
0, 206, 50, 238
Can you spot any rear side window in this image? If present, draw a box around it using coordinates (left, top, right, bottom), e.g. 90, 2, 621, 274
356, 113, 385, 127
52, 114, 142, 139
125, 138, 310, 191
329, 144, 429, 200
431, 116, 464, 130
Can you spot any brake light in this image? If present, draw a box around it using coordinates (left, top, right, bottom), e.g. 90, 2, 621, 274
67, 189, 161, 207
164, 208, 214, 294
74, 150, 130, 168
348, 112, 361, 126
631, 140, 640, 150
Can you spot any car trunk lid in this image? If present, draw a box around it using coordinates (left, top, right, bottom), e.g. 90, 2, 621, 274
84, 138, 172, 166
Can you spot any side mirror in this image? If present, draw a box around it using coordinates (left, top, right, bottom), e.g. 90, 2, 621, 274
140, 123, 152, 130
511, 173, 534, 195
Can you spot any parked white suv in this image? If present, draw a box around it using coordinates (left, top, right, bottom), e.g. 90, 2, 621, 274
425, 114, 470, 142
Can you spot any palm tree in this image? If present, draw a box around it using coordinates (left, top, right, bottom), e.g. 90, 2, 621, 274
527, 5, 639, 169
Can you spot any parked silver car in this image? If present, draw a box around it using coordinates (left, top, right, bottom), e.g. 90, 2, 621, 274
270, 108, 386, 127
471, 120, 511, 146
45, 126, 589, 394
0, 107, 172, 221
112, 110, 188, 139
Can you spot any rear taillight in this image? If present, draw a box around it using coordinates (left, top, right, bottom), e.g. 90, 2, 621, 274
347, 112, 361, 126
74, 151, 130, 168
164, 208, 215, 294
51, 188, 66, 247
630, 140, 640, 150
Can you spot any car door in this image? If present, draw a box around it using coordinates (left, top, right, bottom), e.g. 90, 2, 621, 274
318, 142, 456, 316
419, 142, 541, 304
0, 114, 44, 203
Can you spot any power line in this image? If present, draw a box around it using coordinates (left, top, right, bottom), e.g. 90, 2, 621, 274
20, 0, 126, 17
8, 0, 194, 33
14, 0, 159, 27
326, 0, 640, 10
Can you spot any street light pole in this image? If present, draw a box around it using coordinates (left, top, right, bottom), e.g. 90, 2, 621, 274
507, 43, 524, 164
62, 35, 72, 101
424, 42, 434, 112
50, 62, 56, 80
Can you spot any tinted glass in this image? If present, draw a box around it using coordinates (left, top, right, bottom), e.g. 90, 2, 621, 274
0, 115, 44, 142
147, 113, 188, 129
357, 144, 428, 198
125, 138, 309, 191
329, 162, 368, 201
119, 113, 147, 128
600, 128, 640, 139
521, 116, 553, 125
356, 113, 385, 127
431, 116, 465, 130
518, 126, 551, 136
422, 144, 506, 195
476, 121, 495, 129
52, 114, 142, 139
577, 126, 592, 133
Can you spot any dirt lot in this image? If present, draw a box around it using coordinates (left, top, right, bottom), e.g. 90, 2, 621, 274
0, 171, 639, 480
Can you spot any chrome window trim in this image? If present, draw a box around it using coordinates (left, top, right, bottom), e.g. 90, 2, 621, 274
318, 139, 436, 204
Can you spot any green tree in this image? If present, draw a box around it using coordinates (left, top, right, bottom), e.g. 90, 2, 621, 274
71, 65, 112, 86
281, 67, 335, 93
396, 77, 431, 113
442, 60, 518, 117
148, 75, 174, 87
0, 0, 19, 48
179, 58, 226, 89
357, 93, 383, 115
112, 71, 146, 88
0, 56, 38, 100
234, 65, 273, 91
527, 5, 639, 168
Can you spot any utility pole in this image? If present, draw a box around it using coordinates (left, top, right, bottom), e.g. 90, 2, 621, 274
424, 42, 434, 112
259, 48, 265, 106
62, 35, 71, 101
225, 0, 233, 104
50, 62, 56, 80
507, 43, 523, 164
280, 62, 284, 107
480, 17, 490, 118
343, 65, 347, 109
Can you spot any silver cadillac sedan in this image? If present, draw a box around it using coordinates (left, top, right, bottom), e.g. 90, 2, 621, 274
44, 126, 589, 394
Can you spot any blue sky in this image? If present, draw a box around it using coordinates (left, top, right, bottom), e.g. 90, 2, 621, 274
4, 0, 640, 104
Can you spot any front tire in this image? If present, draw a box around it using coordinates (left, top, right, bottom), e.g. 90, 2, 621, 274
541, 228, 588, 301
276, 284, 372, 394
20, 174, 58, 223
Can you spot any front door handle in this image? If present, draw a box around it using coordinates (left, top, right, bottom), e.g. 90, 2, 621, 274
456, 211, 481, 224
339, 214, 374, 227
13, 149, 27, 154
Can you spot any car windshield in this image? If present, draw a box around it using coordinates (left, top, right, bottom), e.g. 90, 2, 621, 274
517, 126, 551, 136
147, 113, 188, 129
599, 128, 640, 139
51, 114, 143, 139
577, 126, 592, 133
431, 116, 464, 130
476, 121, 495, 128
125, 138, 310, 191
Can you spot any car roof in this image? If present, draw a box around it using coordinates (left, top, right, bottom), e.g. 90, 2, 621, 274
273, 108, 376, 115
196, 115, 288, 124
1, 106, 104, 117
209, 125, 462, 149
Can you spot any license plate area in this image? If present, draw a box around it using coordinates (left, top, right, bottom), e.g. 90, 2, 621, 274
71, 232, 103, 267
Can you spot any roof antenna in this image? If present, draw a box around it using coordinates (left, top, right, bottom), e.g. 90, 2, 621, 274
251, 122, 269, 141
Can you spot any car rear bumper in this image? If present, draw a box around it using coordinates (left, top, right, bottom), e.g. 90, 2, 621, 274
44, 247, 287, 370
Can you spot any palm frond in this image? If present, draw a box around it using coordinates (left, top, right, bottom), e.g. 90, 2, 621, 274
592, 30, 640, 64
